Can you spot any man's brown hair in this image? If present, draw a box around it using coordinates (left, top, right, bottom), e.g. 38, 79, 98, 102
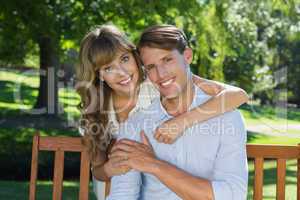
137, 25, 189, 54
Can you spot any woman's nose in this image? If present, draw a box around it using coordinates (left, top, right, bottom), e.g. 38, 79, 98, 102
116, 64, 129, 76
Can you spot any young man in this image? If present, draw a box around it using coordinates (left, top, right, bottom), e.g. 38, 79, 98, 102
106, 25, 248, 200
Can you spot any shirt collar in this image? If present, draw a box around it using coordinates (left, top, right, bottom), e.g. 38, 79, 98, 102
156, 84, 211, 122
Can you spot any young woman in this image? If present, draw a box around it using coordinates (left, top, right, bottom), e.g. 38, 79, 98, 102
76, 25, 248, 198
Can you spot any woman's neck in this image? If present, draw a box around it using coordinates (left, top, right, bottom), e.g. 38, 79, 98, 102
112, 87, 140, 122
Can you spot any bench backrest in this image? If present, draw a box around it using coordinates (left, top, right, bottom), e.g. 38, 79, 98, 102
247, 144, 300, 200
29, 134, 91, 200
29, 135, 300, 200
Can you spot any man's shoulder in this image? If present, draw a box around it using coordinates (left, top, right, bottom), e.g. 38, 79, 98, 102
213, 109, 246, 129
195, 109, 246, 139
222, 109, 244, 121
215, 110, 247, 142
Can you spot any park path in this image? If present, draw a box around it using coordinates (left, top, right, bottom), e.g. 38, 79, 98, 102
247, 123, 300, 137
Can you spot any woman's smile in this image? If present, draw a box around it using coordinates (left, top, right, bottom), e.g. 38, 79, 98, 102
119, 75, 133, 86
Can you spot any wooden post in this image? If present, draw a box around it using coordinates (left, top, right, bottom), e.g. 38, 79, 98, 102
29, 134, 39, 200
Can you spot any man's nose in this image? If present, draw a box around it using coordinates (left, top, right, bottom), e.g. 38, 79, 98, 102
156, 64, 168, 78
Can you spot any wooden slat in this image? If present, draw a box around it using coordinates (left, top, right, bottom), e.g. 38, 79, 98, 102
297, 158, 300, 200
247, 144, 299, 159
39, 137, 84, 152
29, 134, 39, 200
276, 158, 286, 200
79, 150, 90, 200
254, 157, 264, 200
52, 150, 64, 200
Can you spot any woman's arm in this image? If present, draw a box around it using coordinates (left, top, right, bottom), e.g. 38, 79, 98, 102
91, 142, 131, 181
91, 150, 110, 181
92, 158, 131, 181
154, 75, 249, 144
186, 75, 249, 125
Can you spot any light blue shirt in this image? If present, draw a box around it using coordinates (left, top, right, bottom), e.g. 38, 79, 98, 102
107, 85, 248, 200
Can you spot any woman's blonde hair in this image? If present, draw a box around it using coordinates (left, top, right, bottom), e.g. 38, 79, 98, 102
76, 25, 144, 159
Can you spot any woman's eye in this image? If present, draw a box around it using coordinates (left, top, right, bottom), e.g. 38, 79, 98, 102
121, 55, 129, 63
104, 66, 113, 73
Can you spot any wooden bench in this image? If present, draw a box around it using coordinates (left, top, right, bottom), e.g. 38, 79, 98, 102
29, 135, 300, 200
29, 134, 91, 200
247, 144, 300, 200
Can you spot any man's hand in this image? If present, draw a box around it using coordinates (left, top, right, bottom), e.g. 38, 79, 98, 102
109, 131, 159, 174
154, 117, 185, 144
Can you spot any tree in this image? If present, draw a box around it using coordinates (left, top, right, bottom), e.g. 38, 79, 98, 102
1, 1, 63, 115
0, 0, 209, 116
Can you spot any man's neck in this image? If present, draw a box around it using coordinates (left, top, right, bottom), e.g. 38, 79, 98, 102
161, 80, 195, 117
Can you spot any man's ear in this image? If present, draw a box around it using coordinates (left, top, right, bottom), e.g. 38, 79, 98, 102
183, 48, 193, 64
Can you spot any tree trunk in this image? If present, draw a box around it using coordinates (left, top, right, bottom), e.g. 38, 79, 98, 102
34, 36, 59, 116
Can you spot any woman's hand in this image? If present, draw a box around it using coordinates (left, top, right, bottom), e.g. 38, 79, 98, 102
102, 139, 131, 177
192, 74, 223, 95
153, 117, 185, 144
103, 155, 131, 177
109, 131, 159, 174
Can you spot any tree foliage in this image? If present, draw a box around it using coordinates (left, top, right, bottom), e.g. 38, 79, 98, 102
0, 0, 299, 107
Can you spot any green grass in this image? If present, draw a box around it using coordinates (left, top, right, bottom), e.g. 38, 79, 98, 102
0, 180, 97, 200
0, 69, 80, 118
247, 132, 300, 145
240, 104, 300, 124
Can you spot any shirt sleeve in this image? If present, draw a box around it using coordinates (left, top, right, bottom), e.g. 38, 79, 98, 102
211, 111, 248, 200
106, 118, 143, 200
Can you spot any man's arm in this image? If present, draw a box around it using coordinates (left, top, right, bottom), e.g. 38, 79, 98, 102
153, 111, 248, 200
151, 111, 248, 200
113, 111, 248, 200
151, 160, 214, 200
210, 111, 248, 200
112, 132, 214, 200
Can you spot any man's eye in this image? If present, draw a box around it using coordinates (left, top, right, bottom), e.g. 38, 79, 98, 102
145, 65, 155, 71
121, 55, 129, 63
165, 57, 173, 62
